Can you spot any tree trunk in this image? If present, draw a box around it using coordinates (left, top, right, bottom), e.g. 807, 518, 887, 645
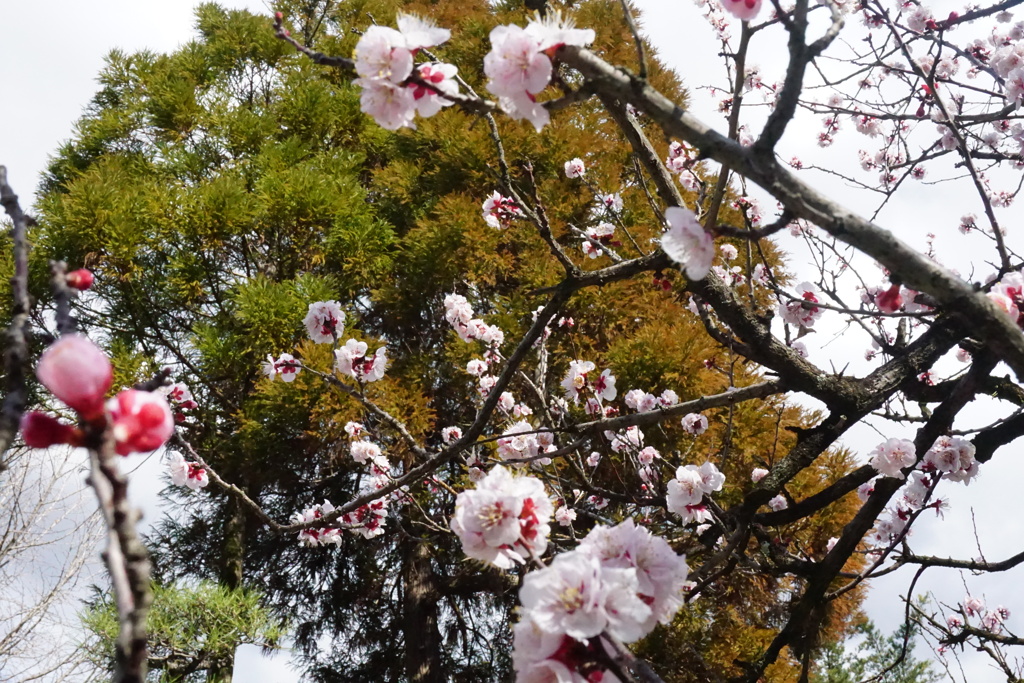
402, 539, 443, 683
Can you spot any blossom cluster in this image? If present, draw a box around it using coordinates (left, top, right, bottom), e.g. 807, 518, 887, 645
561, 360, 617, 409
442, 293, 505, 356
167, 451, 209, 491
513, 519, 689, 680
483, 14, 595, 131
666, 461, 726, 524
482, 191, 523, 229
779, 282, 824, 329
21, 334, 174, 457
335, 339, 388, 383
352, 15, 458, 130
450, 465, 553, 568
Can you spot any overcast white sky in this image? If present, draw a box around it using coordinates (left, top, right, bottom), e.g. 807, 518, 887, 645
2, 0, 1022, 681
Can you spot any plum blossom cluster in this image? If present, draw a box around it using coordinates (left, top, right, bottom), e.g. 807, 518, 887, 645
335, 339, 388, 383
988, 271, 1024, 327
303, 300, 345, 344
497, 421, 555, 466
293, 500, 344, 547
680, 412, 709, 435
863, 435, 979, 549
623, 388, 678, 412
779, 282, 824, 328
661, 206, 714, 281
442, 294, 505, 360
666, 461, 726, 524
513, 519, 690, 681
352, 15, 458, 130
665, 140, 700, 191
580, 222, 618, 259
21, 334, 174, 457
262, 353, 301, 382
483, 14, 595, 131
954, 596, 1011, 634
482, 191, 523, 229
450, 465, 553, 568
159, 382, 198, 422
167, 451, 208, 491
561, 360, 617, 413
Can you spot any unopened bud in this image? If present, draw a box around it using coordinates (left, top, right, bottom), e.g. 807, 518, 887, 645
20, 412, 82, 448
107, 390, 174, 456
66, 269, 94, 290
36, 334, 113, 419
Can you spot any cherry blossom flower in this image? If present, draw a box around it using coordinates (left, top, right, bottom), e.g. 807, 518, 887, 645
561, 360, 615, 403
577, 519, 690, 630
926, 435, 978, 483
598, 193, 623, 214
262, 353, 301, 382
107, 390, 175, 456
160, 382, 198, 413
610, 426, 645, 453
964, 595, 986, 617
409, 62, 459, 117
720, 0, 763, 22
680, 412, 709, 435
497, 421, 542, 462
658, 389, 679, 407
344, 421, 364, 438
586, 451, 601, 467
394, 13, 450, 52
334, 339, 388, 382
751, 467, 769, 483
868, 438, 917, 479
441, 426, 462, 444
450, 465, 553, 568
687, 461, 725, 493
167, 451, 208, 490
350, 440, 383, 464
519, 551, 651, 642
563, 158, 585, 178
293, 500, 343, 547
637, 446, 660, 466
624, 389, 657, 412
667, 467, 712, 524
779, 282, 824, 328
555, 506, 577, 526
768, 495, 788, 511
303, 300, 345, 344
661, 206, 714, 281
481, 191, 523, 229
36, 334, 113, 419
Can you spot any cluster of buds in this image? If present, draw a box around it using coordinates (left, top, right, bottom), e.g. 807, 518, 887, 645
21, 334, 174, 457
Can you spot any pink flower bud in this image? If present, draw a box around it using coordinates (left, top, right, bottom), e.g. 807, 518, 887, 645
107, 390, 174, 456
36, 335, 113, 419
874, 283, 903, 314
66, 269, 95, 291
20, 412, 82, 449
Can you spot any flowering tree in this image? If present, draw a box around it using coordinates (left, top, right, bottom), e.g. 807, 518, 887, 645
5, 0, 1024, 681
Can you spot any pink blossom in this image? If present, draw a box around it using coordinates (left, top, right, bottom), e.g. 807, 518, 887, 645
167, 451, 208, 490
564, 158, 586, 178
159, 382, 198, 412
780, 282, 824, 328
350, 440, 383, 464
303, 300, 345, 344
768, 494, 788, 511
964, 595, 985, 617
450, 465, 553, 568
680, 412, 709, 435
610, 426, 644, 453
262, 353, 301, 382
519, 551, 651, 642
344, 421, 364, 438
293, 500, 343, 547
577, 519, 690, 630
720, 0, 763, 21
555, 506, 577, 526
751, 467, 769, 483
36, 334, 113, 419
874, 284, 903, 313
586, 451, 601, 467
409, 62, 459, 117
334, 339, 388, 382
638, 446, 660, 466
658, 389, 679, 407
442, 426, 462, 444
667, 466, 705, 512
107, 390, 175, 456
661, 207, 714, 281
481, 191, 522, 229
394, 13, 450, 52
868, 438, 917, 479
354, 78, 417, 130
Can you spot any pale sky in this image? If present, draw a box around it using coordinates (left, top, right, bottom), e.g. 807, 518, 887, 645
2, 0, 1022, 681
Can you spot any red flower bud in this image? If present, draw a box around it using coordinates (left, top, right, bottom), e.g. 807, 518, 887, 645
107, 390, 175, 456
20, 412, 82, 449
66, 269, 95, 290
36, 335, 113, 419
875, 284, 904, 314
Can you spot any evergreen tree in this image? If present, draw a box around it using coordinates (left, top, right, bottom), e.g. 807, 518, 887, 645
34, 1, 867, 679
